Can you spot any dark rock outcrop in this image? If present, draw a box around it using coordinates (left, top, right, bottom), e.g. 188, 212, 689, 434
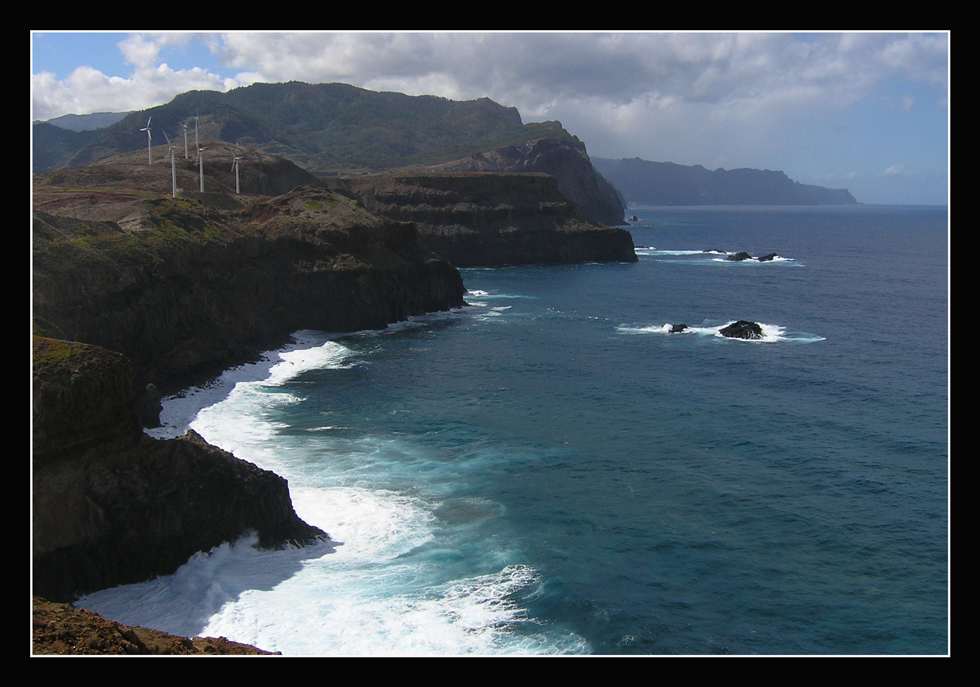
758, 252, 779, 262
719, 320, 764, 340
349, 172, 636, 268
33, 336, 327, 602
725, 252, 753, 262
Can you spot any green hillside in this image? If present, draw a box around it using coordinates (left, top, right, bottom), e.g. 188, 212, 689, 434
44, 82, 577, 175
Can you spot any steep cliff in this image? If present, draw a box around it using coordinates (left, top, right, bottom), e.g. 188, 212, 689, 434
349, 172, 636, 268
33, 151, 465, 388
32, 336, 328, 603
425, 137, 625, 226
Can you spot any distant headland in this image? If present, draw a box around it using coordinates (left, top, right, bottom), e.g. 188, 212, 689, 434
592, 157, 857, 206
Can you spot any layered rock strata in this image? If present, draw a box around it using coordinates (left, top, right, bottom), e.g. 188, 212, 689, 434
350, 172, 636, 268
424, 137, 626, 227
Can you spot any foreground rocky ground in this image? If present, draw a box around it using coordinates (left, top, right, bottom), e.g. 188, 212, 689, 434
32, 597, 277, 655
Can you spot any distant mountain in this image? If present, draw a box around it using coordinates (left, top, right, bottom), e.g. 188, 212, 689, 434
32, 122, 103, 173
42, 82, 578, 175
44, 112, 130, 132
592, 157, 857, 206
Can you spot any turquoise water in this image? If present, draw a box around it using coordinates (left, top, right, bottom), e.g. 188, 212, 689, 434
78, 205, 949, 655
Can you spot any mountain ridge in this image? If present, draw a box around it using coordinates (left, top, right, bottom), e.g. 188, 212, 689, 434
34, 81, 625, 225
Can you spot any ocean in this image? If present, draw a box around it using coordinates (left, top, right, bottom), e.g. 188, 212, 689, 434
76, 204, 949, 655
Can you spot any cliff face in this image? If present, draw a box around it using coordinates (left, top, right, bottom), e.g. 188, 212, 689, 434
33, 168, 465, 387
32, 336, 328, 603
349, 172, 636, 268
425, 137, 626, 226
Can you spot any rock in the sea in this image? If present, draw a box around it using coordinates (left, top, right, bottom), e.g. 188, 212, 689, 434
669, 324, 688, 333
725, 251, 753, 262
719, 320, 764, 340
758, 253, 778, 262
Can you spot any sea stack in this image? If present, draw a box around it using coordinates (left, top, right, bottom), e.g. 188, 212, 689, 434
719, 320, 764, 340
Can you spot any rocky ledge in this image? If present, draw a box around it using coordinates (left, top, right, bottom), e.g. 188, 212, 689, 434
33, 597, 278, 654
349, 172, 636, 267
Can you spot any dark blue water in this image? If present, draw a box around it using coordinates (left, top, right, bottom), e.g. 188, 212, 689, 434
80, 205, 948, 655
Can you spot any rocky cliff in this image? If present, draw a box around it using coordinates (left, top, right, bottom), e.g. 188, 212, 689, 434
33, 148, 465, 387
32, 149, 466, 608
32, 336, 328, 603
349, 172, 636, 268
424, 137, 625, 226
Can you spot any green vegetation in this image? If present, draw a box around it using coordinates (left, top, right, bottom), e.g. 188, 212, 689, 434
32, 336, 100, 371
40, 82, 581, 175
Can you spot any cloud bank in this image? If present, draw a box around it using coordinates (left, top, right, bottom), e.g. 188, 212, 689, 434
31, 32, 949, 204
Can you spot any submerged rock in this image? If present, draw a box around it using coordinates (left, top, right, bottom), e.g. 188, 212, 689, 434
719, 320, 764, 340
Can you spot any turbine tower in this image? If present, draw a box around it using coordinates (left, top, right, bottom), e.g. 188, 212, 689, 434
140, 117, 152, 164
231, 153, 243, 195
180, 120, 189, 159
197, 146, 207, 193
162, 131, 178, 197
194, 113, 199, 154
167, 143, 178, 198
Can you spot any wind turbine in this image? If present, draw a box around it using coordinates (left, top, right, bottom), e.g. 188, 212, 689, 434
197, 146, 208, 192
231, 153, 243, 194
167, 143, 178, 197
140, 117, 152, 164
163, 131, 178, 197
193, 113, 199, 154
180, 120, 189, 159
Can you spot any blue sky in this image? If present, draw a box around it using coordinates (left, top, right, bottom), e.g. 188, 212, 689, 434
31, 31, 949, 205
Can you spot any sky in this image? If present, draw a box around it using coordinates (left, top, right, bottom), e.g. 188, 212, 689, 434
30, 31, 949, 205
